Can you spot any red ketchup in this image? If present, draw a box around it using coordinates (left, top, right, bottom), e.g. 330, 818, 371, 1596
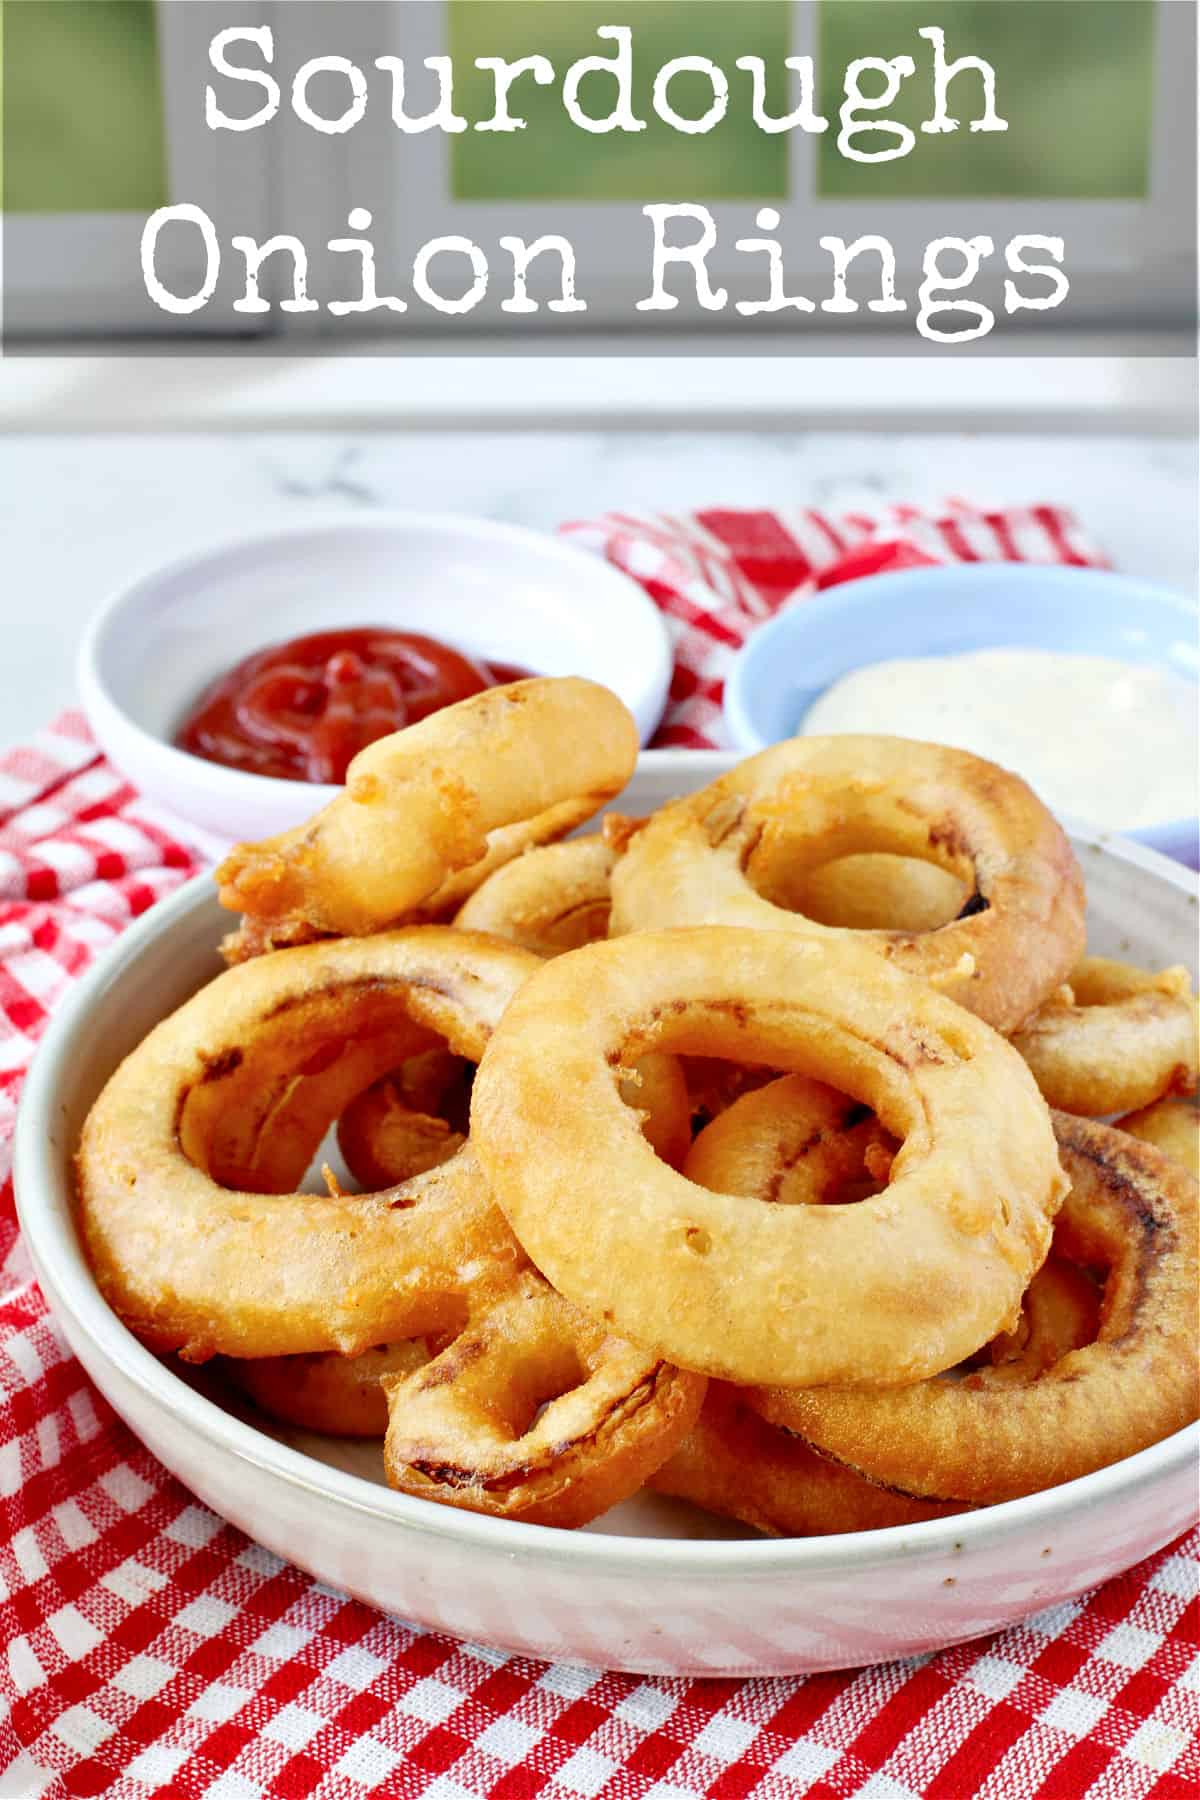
176, 628, 534, 784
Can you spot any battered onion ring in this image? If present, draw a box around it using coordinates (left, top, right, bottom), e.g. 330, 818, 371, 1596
76, 928, 539, 1360
680, 1058, 777, 1131
1116, 1097, 1199, 1178
262, 1017, 688, 1436
978, 1254, 1100, 1383
338, 1076, 466, 1190
471, 927, 1067, 1387
383, 1267, 706, 1527
653, 1257, 1097, 1535
455, 834, 616, 955
756, 1115, 1199, 1502
341, 1043, 692, 1190
687, 1075, 1098, 1364
216, 678, 638, 945
651, 1385, 958, 1536
685, 1073, 897, 1207
230, 1339, 432, 1438
1011, 957, 1198, 1115
767, 853, 968, 934
608, 736, 1085, 1031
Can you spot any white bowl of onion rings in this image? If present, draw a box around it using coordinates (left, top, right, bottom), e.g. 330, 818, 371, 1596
14, 754, 1199, 1677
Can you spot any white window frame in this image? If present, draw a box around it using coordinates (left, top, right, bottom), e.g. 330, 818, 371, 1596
1, 0, 274, 339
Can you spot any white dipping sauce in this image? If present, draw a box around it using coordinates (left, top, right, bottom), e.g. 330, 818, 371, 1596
801, 649, 1198, 829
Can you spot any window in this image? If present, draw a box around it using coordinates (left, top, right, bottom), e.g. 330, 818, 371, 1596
343, 0, 1189, 335
1, 1, 1191, 342
3, 0, 168, 213
1, 0, 268, 337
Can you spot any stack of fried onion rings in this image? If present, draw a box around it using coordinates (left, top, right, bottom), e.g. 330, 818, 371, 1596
471, 926, 1067, 1388
76, 677, 1198, 1535
652, 1104, 1101, 1534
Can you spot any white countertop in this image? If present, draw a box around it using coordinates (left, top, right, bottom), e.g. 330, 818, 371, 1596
1, 427, 1196, 748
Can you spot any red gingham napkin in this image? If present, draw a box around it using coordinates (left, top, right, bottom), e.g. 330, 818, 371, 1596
562, 498, 1109, 748
3, 506, 1197, 1800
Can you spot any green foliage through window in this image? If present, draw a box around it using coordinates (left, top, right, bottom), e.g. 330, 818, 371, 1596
449, 1, 792, 201
2, 0, 167, 214
816, 1, 1155, 199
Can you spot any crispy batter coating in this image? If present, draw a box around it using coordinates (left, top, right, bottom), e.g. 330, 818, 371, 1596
756, 1116, 1199, 1503
685, 1073, 897, 1207
76, 928, 539, 1361
1012, 957, 1198, 1115
763, 851, 968, 934
1116, 1096, 1199, 1177
455, 834, 616, 955
651, 1385, 959, 1536
229, 1340, 431, 1438
608, 736, 1086, 1032
383, 1268, 706, 1527
217, 678, 638, 943
471, 927, 1068, 1388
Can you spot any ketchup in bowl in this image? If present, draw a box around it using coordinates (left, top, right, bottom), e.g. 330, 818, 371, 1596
176, 628, 534, 784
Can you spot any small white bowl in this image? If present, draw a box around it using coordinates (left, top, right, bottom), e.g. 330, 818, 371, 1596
14, 753, 1199, 1676
79, 512, 672, 845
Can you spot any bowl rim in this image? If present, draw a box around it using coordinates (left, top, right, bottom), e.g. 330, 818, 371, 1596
14, 788, 1200, 1578
77, 507, 674, 794
723, 564, 1200, 844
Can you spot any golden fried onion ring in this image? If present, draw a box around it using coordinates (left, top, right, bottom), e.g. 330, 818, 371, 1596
229, 1339, 432, 1438
651, 1385, 958, 1536
341, 1044, 691, 1185
685, 1073, 897, 1206
76, 928, 539, 1361
756, 1115, 1199, 1502
760, 852, 969, 935
251, 1012, 689, 1438
383, 1267, 706, 1527
1011, 957, 1198, 1115
653, 1253, 1098, 1535
216, 678, 638, 942
1116, 1097, 1199, 1178
455, 834, 616, 955
471, 926, 1067, 1388
608, 736, 1085, 1032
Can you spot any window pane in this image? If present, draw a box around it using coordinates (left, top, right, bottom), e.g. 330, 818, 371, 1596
816, 0, 1155, 199
2, 0, 167, 213
449, 1, 791, 201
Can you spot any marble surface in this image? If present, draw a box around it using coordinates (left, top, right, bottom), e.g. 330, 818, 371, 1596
0, 428, 1195, 748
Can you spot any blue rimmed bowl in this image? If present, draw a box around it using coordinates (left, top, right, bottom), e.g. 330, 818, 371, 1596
723, 565, 1198, 865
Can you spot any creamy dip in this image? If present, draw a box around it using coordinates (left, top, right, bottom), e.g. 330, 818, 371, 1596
801, 649, 1198, 829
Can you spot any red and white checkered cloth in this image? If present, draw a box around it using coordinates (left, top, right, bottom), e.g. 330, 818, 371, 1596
2, 504, 1197, 1800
